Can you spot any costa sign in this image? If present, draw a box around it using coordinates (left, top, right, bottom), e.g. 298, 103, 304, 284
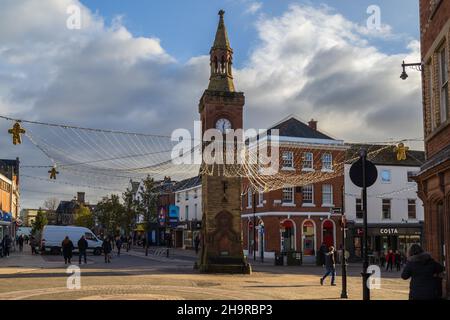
379, 228, 398, 235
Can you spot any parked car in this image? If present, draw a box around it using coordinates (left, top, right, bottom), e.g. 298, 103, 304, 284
40, 225, 103, 255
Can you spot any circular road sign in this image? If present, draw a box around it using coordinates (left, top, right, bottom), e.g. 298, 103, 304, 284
349, 158, 378, 188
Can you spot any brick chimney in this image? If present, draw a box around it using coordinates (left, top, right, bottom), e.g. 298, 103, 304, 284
308, 119, 317, 130
77, 192, 85, 204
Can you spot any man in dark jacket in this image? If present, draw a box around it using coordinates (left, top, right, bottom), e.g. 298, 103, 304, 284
77, 235, 88, 264
401, 244, 444, 300
102, 237, 112, 263
320, 246, 337, 286
2, 235, 11, 257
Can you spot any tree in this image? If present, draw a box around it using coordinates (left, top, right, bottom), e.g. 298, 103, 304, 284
74, 205, 94, 229
122, 188, 138, 236
94, 194, 125, 237
137, 176, 159, 254
43, 198, 59, 211
31, 208, 48, 236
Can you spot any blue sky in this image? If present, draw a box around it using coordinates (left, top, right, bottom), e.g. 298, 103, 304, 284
80, 0, 420, 66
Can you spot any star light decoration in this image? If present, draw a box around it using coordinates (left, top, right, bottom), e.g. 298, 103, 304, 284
8, 121, 26, 145
394, 143, 409, 161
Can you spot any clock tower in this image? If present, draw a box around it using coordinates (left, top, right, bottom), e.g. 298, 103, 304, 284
197, 10, 250, 274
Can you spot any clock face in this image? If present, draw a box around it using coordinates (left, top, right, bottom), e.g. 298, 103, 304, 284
215, 118, 232, 133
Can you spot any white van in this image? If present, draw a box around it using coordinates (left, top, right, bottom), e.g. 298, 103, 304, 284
41, 225, 103, 255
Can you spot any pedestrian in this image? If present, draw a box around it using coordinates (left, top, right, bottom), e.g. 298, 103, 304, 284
194, 234, 200, 255
61, 236, 74, 264
142, 236, 147, 249
380, 250, 386, 268
127, 236, 132, 252
386, 249, 395, 271
18, 234, 24, 252
318, 242, 328, 267
30, 235, 36, 255
320, 246, 337, 286
2, 235, 11, 257
401, 244, 444, 300
395, 250, 402, 271
115, 236, 122, 256
77, 235, 88, 264
102, 237, 112, 263
24, 235, 29, 245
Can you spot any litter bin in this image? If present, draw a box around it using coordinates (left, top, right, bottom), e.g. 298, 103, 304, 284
287, 251, 302, 266
274, 252, 284, 266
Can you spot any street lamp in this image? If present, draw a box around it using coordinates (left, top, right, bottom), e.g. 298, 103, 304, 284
400, 60, 422, 80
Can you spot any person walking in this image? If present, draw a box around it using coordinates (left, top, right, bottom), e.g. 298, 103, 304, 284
102, 237, 112, 263
18, 234, 24, 252
401, 244, 444, 300
380, 250, 386, 268
194, 234, 200, 255
394, 250, 402, 272
386, 249, 395, 272
77, 235, 88, 264
2, 235, 11, 257
29, 235, 36, 255
115, 236, 122, 256
320, 246, 337, 286
318, 242, 328, 267
127, 236, 132, 252
61, 236, 74, 264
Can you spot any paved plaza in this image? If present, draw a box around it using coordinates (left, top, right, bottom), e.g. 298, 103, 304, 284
0, 246, 410, 300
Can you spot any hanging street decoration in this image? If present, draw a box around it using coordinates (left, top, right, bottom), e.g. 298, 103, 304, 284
48, 166, 59, 180
8, 121, 26, 145
394, 142, 409, 161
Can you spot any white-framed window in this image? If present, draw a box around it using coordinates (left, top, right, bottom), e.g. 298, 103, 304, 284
194, 188, 198, 199
382, 199, 391, 220
381, 169, 391, 183
247, 189, 253, 208
408, 199, 416, 219
303, 152, 313, 170
176, 193, 181, 203
185, 191, 189, 201
185, 205, 189, 221
438, 43, 449, 123
258, 191, 264, 206
282, 151, 294, 168
302, 184, 313, 204
322, 184, 333, 205
428, 60, 436, 131
282, 187, 294, 204
356, 198, 363, 219
322, 153, 332, 170
194, 203, 198, 220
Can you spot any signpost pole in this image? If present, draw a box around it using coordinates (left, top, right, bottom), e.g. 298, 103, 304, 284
253, 192, 257, 262
340, 214, 348, 299
361, 149, 371, 301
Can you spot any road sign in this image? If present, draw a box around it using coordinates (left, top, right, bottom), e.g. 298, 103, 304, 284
350, 158, 378, 188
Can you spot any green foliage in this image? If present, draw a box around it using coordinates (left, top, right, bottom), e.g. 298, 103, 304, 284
138, 176, 158, 231
31, 208, 48, 236
74, 205, 94, 229
94, 194, 125, 236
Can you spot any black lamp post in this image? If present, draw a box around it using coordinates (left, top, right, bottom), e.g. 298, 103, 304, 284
253, 191, 257, 262
400, 61, 422, 80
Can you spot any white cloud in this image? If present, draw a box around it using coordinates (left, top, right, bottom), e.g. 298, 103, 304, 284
0, 1, 423, 208
245, 2, 263, 15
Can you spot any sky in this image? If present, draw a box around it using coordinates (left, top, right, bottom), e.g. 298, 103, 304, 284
0, 0, 423, 209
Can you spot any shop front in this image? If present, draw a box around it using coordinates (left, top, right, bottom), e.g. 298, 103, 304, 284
0, 210, 12, 240
350, 223, 423, 259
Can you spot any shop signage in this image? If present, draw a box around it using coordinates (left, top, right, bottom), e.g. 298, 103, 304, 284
380, 228, 398, 235
168, 205, 179, 228
158, 207, 166, 227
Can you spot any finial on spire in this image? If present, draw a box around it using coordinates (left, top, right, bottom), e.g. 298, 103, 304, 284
218, 9, 225, 17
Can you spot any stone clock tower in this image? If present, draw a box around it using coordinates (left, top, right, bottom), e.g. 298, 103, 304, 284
197, 10, 251, 274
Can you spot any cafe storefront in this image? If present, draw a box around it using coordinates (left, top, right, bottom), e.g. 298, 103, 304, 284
349, 223, 423, 259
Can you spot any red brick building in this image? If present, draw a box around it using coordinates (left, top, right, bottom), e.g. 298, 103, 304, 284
241, 116, 347, 263
416, 0, 450, 297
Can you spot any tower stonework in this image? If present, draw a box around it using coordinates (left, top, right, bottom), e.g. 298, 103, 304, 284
197, 10, 251, 274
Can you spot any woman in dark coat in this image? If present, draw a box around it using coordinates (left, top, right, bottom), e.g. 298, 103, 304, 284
61, 236, 74, 264
401, 244, 444, 300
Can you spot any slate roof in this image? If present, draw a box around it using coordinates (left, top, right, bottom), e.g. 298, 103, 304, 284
268, 117, 335, 140
345, 144, 425, 167
173, 176, 202, 192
